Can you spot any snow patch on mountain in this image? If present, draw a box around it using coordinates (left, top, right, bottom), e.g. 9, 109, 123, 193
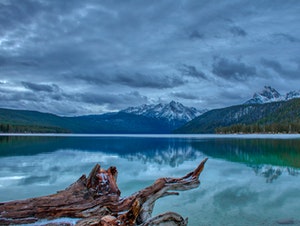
121, 101, 206, 122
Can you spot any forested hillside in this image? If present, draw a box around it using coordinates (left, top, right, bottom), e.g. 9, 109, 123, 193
175, 98, 300, 134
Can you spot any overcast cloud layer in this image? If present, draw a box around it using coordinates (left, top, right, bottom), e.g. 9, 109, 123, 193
0, 0, 299, 115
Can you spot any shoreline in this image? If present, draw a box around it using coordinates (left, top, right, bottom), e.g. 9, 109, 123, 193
1, 133, 300, 139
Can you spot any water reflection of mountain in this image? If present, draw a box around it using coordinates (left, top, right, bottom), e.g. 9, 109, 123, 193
252, 165, 299, 183
125, 147, 203, 167
0, 136, 186, 156
0, 136, 205, 167
0, 136, 203, 167
1, 136, 300, 170
191, 138, 300, 169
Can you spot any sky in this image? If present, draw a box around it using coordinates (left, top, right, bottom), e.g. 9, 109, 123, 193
0, 0, 299, 116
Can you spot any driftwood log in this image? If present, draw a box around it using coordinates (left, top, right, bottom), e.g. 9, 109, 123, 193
0, 158, 208, 225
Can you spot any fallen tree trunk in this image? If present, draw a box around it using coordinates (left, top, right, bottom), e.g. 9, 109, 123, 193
0, 158, 208, 225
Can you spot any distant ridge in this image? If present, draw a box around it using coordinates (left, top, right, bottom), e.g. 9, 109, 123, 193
0, 108, 171, 134
0, 108, 71, 133
0, 101, 206, 134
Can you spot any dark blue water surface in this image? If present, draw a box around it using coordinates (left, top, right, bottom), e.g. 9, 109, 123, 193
0, 134, 300, 226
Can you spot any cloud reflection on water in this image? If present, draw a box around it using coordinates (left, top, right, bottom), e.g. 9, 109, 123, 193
0, 148, 299, 225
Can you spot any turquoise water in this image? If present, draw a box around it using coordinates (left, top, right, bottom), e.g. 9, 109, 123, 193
0, 134, 300, 225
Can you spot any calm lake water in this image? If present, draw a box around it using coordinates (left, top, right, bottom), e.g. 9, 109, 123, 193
0, 134, 300, 226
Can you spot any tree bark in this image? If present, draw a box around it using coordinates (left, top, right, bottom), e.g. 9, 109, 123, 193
0, 158, 208, 225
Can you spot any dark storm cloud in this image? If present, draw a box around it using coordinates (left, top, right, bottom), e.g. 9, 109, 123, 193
179, 64, 207, 80
261, 59, 282, 73
0, 88, 78, 115
261, 58, 299, 78
74, 73, 186, 89
75, 91, 148, 110
72, 74, 109, 86
114, 73, 186, 89
219, 90, 247, 101
0, 83, 147, 114
188, 30, 204, 40
0, 55, 8, 66
171, 92, 199, 100
0, 83, 66, 104
0, 89, 36, 102
229, 26, 247, 37
272, 33, 299, 43
0, 55, 38, 67
0, 88, 50, 113
21, 82, 59, 93
212, 58, 257, 81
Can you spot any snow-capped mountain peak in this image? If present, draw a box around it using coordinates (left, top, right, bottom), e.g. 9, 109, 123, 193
121, 101, 206, 122
244, 86, 284, 104
260, 86, 281, 99
285, 90, 300, 100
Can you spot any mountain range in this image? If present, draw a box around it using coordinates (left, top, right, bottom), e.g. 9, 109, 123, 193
121, 101, 206, 129
0, 101, 204, 134
1, 86, 300, 134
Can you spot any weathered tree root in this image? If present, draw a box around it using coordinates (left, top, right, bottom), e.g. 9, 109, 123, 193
0, 158, 208, 225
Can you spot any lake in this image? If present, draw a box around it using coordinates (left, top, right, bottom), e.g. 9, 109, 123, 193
0, 134, 300, 226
